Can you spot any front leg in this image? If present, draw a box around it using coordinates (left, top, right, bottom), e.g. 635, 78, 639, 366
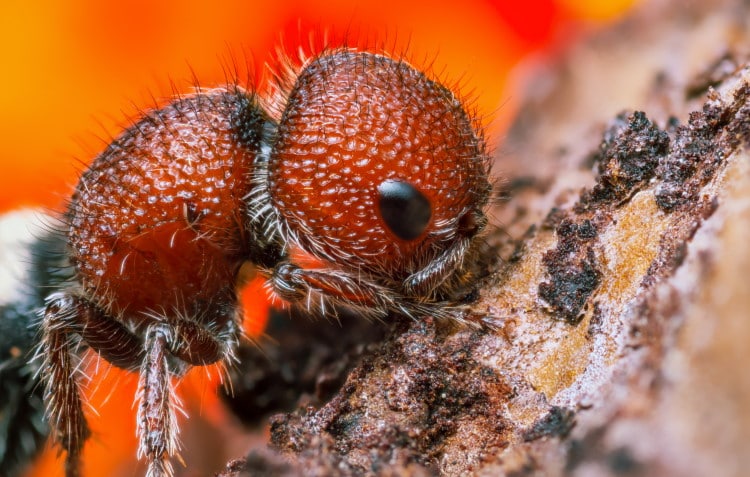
269, 261, 472, 323
270, 262, 395, 317
269, 261, 459, 319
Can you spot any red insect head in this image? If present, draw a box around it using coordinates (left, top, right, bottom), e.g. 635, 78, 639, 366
268, 51, 487, 273
40, 49, 492, 477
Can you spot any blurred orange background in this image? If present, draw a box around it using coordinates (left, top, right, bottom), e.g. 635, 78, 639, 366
1, 1, 636, 476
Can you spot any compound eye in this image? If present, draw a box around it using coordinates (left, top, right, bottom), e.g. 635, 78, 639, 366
378, 180, 432, 241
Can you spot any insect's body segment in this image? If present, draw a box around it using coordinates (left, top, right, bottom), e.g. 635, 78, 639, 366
252, 51, 492, 319
40, 49, 492, 477
40, 88, 276, 477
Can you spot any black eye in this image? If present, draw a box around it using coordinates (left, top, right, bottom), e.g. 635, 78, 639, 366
377, 180, 432, 241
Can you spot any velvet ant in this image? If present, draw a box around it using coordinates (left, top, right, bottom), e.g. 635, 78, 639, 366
36, 48, 492, 477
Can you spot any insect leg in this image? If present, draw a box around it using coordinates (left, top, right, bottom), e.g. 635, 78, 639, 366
39, 293, 90, 477
138, 324, 178, 477
269, 262, 397, 318
137, 314, 238, 477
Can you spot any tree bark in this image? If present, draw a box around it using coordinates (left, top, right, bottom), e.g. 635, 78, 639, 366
219, 1, 750, 475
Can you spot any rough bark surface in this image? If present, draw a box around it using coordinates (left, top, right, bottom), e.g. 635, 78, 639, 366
218, 1, 750, 476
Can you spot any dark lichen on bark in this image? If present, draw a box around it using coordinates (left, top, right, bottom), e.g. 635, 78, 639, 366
522, 406, 577, 442
538, 220, 601, 324
581, 111, 670, 207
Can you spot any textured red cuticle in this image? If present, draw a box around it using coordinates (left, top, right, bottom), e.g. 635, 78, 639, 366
68, 90, 264, 319
268, 51, 489, 276
41, 47, 495, 477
